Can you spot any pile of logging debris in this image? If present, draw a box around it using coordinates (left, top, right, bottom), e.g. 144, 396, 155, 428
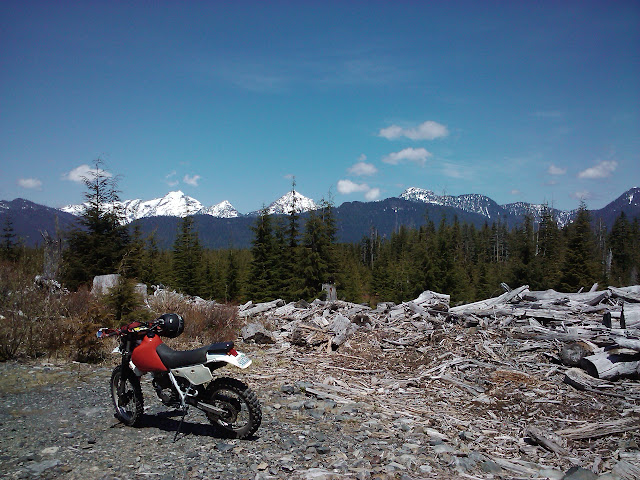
240, 284, 640, 383
239, 285, 640, 478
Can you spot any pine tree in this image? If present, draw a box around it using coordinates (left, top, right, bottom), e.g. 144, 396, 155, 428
284, 179, 301, 300
226, 249, 241, 302
1, 215, 19, 262
61, 159, 130, 290
508, 214, 536, 288
609, 211, 632, 286
630, 218, 640, 284
172, 216, 205, 297
558, 202, 598, 292
247, 208, 277, 302
120, 224, 146, 280
140, 232, 162, 287
534, 204, 562, 289
298, 210, 329, 301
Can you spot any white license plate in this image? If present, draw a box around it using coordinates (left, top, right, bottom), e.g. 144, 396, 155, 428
236, 352, 251, 367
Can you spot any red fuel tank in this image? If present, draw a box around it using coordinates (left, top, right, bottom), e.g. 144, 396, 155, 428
131, 335, 168, 373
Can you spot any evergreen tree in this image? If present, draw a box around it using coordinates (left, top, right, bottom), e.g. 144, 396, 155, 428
140, 232, 162, 286
558, 202, 598, 292
534, 204, 562, 289
283, 179, 301, 300
1, 215, 19, 262
298, 209, 330, 301
172, 216, 205, 297
318, 197, 338, 282
226, 249, 241, 302
247, 208, 277, 301
609, 211, 632, 286
120, 224, 146, 280
630, 218, 640, 284
508, 214, 536, 288
61, 159, 130, 290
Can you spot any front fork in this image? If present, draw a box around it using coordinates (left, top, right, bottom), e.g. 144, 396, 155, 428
117, 340, 133, 400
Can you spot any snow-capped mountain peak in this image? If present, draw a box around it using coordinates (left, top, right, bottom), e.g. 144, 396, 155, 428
61, 191, 239, 223
200, 200, 239, 218
145, 190, 203, 218
266, 191, 317, 215
400, 187, 441, 204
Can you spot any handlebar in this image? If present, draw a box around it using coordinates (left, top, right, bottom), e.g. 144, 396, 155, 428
96, 318, 163, 339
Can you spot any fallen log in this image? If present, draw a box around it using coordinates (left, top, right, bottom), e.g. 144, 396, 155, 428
524, 426, 567, 454
581, 348, 640, 380
557, 416, 640, 440
609, 286, 640, 303
522, 289, 610, 306
239, 299, 285, 317
450, 285, 529, 315
564, 367, 616, 391
611, 335, 640, 351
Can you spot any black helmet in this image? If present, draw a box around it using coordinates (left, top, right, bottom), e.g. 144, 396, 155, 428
158, 313, 184, 338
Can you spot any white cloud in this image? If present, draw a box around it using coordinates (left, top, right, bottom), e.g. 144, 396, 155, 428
365, 188, 381, 201
63, 164, 112, 183
348, 161, 378, 176
18, 178, 42, 189
379, 121, 449, 140
337, 179, 369, 194
578, 160, 617, 179
383, 148, 431, 166
164, 171, 178, 187
337, 179, 381, 201
441, 162, 465, 179
510, 189, 521, 195
183, 174, 201, 186
571, 190, 593, 201
548, 164, 567, 175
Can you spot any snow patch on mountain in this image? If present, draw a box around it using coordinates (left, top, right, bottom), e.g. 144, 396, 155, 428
400, 187, 500, 218
402, 187, 576, 227
502, 202, 574, 228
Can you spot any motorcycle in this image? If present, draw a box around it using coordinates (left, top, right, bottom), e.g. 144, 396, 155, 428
97, 313, 261, 440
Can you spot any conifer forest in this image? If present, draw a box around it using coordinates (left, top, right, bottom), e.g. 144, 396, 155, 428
2, 167, 639, 307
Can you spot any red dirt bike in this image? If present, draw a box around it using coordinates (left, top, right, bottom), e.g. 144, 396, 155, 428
97, 313, 261, 440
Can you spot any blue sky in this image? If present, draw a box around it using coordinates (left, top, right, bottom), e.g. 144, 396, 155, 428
1, 1, 638, 213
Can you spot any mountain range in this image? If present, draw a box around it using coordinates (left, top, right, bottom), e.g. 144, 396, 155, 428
2, 186, 638, 249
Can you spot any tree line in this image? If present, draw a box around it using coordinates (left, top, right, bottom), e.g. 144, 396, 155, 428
3, 163, 639, 306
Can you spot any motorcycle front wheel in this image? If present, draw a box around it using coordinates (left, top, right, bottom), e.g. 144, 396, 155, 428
204, 377, 261, 439
110, 365, 144, 426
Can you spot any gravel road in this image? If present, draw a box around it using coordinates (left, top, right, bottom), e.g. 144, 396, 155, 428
0, 341, 637, 480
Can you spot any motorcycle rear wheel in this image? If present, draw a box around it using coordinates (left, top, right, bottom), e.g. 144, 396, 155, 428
111, 365, 144, 426
204, 377, 261, 439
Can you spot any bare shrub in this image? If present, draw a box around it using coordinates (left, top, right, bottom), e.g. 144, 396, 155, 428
147, 291, 242, 347
72, 303, 111, 363
0, 260, 57, 359
0, 260, 115, 362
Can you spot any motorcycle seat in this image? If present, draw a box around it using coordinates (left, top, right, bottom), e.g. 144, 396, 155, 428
156, 341, 234, 369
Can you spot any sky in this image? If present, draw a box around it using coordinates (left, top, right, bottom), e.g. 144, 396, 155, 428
1, 1, 638, 213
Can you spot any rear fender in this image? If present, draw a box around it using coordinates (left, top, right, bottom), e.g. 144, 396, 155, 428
205, 350, 252, 369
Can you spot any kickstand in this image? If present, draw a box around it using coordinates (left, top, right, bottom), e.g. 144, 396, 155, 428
173, 407, 189, 442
